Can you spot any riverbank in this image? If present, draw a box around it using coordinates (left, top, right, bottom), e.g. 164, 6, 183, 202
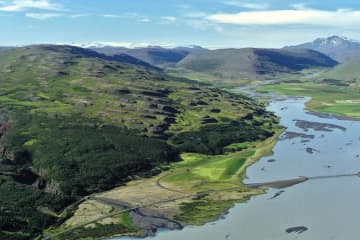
43, 127, 283, 240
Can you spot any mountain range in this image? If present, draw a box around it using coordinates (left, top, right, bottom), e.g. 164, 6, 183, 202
91, 45, 338, 85
3, 36, 356, 86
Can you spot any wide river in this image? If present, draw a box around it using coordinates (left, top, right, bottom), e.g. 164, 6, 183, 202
116, 91, 360, 240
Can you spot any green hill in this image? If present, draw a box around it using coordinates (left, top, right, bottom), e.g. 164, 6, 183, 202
320, 55, 360, 82
0, 45, 279, 240
170, 48, 338, 85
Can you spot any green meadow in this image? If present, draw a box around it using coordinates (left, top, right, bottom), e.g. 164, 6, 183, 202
258, 82, 360, 118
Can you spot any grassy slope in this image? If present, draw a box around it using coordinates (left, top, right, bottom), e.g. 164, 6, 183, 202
321, 55, 360, 82
0, 45, 280, 240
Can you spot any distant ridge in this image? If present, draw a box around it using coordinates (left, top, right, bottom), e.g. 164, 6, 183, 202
285, 36, 360, 63
173, 48, 338, 84
92, 45, 207, 67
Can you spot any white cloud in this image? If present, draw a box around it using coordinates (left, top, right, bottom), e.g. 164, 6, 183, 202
184, 11, 207, 18
70, 14, 89, 18
223, 1, 269, 10
162, 16, 177, 22
139, 17, 150, 22
291, 3, 308, 10
103, 14, 121, 18
0, 0, 62, 12
26, 12, 61, 19
102, 13, 151, 22
207, 8, 360, 26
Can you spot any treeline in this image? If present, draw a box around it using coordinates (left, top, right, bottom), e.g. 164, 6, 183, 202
171, 120, 275, 154
0, 111, 177, 239
0, 176, 72, 240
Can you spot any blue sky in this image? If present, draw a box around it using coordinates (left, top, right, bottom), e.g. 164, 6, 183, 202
2, 0, 360, 48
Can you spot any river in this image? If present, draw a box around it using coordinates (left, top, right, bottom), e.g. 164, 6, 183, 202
115, 91, 360, 240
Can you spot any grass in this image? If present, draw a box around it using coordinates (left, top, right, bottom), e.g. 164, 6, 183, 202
165, 150, 254, 183
257, 82, 360, 118
168, 127, 282, 184
174, 197, 235, 225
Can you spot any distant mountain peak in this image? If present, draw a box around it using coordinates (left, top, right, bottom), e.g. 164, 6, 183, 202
286, 36, 360, 62
313, 35, 359, 46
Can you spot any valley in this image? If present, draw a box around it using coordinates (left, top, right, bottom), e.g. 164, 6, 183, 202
3, 0, 360, 239
1, 36, 360, 240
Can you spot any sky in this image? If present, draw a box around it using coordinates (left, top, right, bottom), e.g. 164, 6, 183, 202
2, 0, 360, 48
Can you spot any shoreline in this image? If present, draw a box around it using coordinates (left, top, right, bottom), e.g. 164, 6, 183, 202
307, 110, 360, 122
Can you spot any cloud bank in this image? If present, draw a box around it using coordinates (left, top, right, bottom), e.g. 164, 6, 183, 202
0, 0, 62, 12
207, 8, 360, 26
26, 12, 61, 19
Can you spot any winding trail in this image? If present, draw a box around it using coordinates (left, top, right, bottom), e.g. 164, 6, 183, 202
156, 171, 187, 194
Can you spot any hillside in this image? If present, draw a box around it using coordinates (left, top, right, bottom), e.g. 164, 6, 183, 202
320, 55, 360, 82
92, 45, 207, 67
286, 36, 360, 63
170, 48, 338, 85
0, 45, 279, 240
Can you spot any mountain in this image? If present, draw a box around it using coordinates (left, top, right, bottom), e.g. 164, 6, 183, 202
0, 45, 278, 240
172, 48, 338, 85
285, 36, 360, 63
92, 45, 208, 67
